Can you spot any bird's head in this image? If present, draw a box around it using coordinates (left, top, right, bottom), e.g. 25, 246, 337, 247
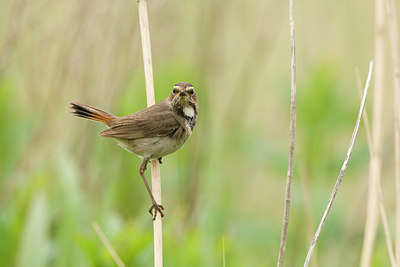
169, 82, 198, 109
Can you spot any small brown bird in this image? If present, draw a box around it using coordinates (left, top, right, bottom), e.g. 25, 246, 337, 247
70, 82, 198, 219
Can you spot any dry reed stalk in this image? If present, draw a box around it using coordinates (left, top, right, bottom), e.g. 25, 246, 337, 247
277, 0, 296, 265
355, 68, 373, 153
304, 61, 374, 267
356, 69, 396, 266
378, 185, 397, 266
137, 1, 163, 266
360, 0, 385, 265
385, 0, 400, 264
92, 222, 126, 267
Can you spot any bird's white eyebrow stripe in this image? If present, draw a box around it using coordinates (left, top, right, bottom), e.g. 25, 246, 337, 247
173, 86, 194, 90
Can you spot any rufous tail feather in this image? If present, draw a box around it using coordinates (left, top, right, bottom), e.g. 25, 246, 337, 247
69, 102, 115, 126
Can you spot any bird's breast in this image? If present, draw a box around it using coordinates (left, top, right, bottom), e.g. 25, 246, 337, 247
116, 126, 191, 159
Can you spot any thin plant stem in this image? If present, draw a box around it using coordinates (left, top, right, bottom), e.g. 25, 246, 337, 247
355, 68, 373, 154
137, 1, 163, 266
360, 0, 385, 265
92, 222, 126, 267
356, 69, 396, 266
385, 0, 400, 264
277, 0, 296, 265
304, 61, 374, 267
378, 186, 397, 266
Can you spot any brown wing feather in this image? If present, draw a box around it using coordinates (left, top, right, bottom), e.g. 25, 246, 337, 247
99, 99, 180, 139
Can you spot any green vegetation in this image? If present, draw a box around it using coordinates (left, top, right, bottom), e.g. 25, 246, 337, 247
0, 0, 393, 266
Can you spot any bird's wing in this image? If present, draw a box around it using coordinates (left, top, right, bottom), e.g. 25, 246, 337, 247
99, 99, 180, 139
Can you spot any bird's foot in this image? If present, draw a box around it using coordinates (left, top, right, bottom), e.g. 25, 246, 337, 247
139, 159, 148, 174
149, 201, 164, 220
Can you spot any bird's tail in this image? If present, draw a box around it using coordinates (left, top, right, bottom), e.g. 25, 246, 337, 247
69, 102, 115, 126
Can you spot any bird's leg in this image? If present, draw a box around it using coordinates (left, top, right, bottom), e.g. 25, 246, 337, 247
139, 158, 164, 220
158, 157, 162, 164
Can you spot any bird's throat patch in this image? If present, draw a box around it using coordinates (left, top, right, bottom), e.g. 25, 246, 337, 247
183, 106, 195, 118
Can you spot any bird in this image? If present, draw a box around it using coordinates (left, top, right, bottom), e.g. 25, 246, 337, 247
70, 82, 198, 220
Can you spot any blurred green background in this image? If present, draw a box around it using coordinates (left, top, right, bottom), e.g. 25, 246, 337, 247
0, 0, 397, 266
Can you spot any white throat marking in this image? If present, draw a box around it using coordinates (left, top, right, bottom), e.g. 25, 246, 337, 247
183, 106, 195, 118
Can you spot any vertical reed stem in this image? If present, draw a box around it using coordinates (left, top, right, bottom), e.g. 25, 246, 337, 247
277, 0, 297, 265
304, 61, 373, 267
360, 0, 385, 265
137, 1, 163, 266
385, 0, 400, 264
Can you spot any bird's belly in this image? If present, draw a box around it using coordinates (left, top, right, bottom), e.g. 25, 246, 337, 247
116, 136, 188, 159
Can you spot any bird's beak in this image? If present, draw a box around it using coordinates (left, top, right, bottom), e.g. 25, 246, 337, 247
172, 89, 188, 104
179, 90, 187, 97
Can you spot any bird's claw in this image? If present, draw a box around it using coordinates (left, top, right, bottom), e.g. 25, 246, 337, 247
149, 202, 164, 220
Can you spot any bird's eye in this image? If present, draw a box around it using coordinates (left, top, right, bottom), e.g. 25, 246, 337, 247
187, 89, 194, 95
173, 88, 179, 94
